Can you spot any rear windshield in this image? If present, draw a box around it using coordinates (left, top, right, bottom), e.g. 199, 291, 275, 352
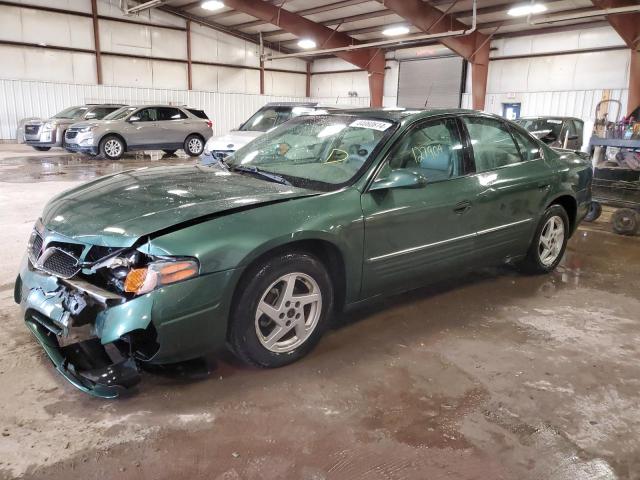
52, 106, 89, 119
187, 109, 208, 119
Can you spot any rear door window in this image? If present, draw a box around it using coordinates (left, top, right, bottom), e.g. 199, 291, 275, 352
509, 126, 542, 162
157, 107, 187, 121
462, 117, 522, 172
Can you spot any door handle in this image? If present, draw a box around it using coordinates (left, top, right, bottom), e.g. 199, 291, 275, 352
454, 200, 472, 214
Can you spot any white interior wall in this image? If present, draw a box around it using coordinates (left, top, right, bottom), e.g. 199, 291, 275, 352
0, 78, 314, 140
0, 1, 307, 103
483, 26, 630, 121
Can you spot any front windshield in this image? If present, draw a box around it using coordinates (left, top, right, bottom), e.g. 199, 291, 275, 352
240, 106, 297, 132
52, 106, 88, 119
515, 118, 563, 141
103, 106, 137, 121
226, 115, 396, 190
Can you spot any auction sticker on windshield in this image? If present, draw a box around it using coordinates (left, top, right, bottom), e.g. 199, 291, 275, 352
349, 119, 393, 131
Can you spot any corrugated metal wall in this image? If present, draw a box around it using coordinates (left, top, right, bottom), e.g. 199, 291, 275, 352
460, 89, 629, 121
0, 78, 314, 140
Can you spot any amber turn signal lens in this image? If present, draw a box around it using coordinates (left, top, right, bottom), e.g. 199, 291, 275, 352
158, 262, 198, 284
124, 267, 148, 293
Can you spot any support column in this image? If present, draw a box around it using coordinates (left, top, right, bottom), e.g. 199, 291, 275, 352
91, 0, 102, 85
628, 48, 639, 116
471, 41, 490, 111
368, 52, 385, 107
260, 60, 265, 95
306, 61, 312, 98
186, 20, 193, 90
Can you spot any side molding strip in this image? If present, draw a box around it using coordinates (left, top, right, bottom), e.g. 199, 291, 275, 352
367, 218, 533, 263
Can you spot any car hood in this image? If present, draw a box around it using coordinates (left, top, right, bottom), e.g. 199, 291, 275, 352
41, 164, 316, 247
205, 130, 263, 151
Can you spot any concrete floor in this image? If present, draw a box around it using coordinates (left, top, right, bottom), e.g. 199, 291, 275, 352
1, 144, 639, 480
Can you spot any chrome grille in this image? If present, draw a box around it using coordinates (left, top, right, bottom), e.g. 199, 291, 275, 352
41, 249, 80, 278
25, 125, 40, 135
28, 228, 82, 279
65, 131, 78, 139
29, 232, 43, 262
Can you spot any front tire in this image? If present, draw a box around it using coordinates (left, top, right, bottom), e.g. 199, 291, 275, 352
521, 205, 569, 274
229, 252, 333, 368
33, 146, 50, 152
100, 135, 125, 160
184, 134, 204, 157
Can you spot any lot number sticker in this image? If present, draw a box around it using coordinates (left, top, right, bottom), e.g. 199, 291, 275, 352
349, 120, 393, 131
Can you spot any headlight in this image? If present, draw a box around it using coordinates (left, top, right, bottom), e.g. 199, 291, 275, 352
123, 258, 199, 295
42, 122, 56, 131
79, 126, 96, 133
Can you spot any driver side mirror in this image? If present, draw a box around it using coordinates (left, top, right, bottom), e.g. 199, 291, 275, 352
128, 115, 140, 123
370, 170, 428, 192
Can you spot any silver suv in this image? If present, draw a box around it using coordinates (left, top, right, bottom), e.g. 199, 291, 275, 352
64, 105, 213, 160
23, 104, 125, 151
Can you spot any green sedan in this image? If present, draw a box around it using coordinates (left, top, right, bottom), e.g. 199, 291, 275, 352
15, 108, 592, 397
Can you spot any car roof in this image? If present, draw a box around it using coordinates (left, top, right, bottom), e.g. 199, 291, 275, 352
86, 104, 127, 107
262, 102, 319, 108
517, 116, 583, 123
317, 107, 487, 123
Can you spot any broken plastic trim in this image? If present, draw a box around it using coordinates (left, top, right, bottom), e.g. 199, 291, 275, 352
26, 314, 140, 398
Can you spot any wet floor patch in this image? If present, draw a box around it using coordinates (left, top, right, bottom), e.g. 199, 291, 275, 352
0, 150, 194, 183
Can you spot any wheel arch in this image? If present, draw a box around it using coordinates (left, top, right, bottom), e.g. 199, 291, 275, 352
228, 237, 348, 331
99, 132, 128, 150
547, 193, 577, 233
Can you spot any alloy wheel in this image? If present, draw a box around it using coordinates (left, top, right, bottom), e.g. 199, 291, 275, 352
104, 139, 122, 158
254, 272, 322, 353
538, 215, 565, 266
188, 137, 202, 154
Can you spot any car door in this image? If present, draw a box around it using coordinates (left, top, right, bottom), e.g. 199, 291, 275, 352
360, 116, 479, 299
461, 116, 555, 262
127, 107, 162, 147
157, 107, 188, 145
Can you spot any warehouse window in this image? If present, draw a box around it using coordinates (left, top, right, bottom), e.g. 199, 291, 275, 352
463, 117, 522, 172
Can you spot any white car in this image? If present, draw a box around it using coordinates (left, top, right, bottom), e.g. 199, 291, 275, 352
201, 102, 338, 165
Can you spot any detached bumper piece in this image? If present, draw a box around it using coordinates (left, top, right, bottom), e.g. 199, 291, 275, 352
26, 313, 140, 398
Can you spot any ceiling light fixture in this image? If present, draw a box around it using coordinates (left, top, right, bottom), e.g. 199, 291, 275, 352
382, 25, 410, 36
507, 3, 547, 16
298, 39, 317, 49
201, 0, 224, 11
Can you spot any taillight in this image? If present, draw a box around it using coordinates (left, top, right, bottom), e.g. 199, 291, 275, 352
206, 120, 213, 128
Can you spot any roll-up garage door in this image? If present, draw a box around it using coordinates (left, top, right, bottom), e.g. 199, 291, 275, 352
397, 56, 465, 109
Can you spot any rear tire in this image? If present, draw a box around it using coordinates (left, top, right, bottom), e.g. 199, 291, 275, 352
33, 146, 50, 152
99, 135, 125, 160
184, 134, 204, 157
611, 208, 639, 236
521, 205, 569, 274
584, 201, 602, 222
229, 252, 333, 368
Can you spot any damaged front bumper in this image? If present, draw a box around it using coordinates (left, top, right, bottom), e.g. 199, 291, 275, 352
15, 260, 144, 398
16, 256, 235, 398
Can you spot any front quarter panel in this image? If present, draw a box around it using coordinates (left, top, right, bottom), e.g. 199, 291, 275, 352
144, 187, 365, 305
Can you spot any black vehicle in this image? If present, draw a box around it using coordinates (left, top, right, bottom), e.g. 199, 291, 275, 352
515, 116, 584, 151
